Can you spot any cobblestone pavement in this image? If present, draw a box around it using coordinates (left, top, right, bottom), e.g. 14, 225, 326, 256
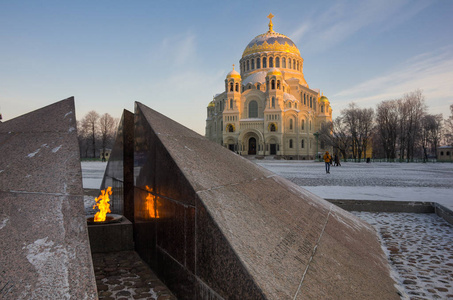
353, 212, 453, 299
92, 251, 177, 300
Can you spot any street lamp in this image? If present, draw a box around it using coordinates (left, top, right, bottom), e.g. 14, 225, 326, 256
313, 132, 319, 161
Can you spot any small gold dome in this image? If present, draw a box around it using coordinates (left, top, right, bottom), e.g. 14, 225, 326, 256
208, 101, 215, 108
319, 95, 329, 103
267, 68, 282, 76
226, 68, 241, 79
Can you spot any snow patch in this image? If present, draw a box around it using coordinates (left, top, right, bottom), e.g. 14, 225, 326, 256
64, 111, 73, 118
52, 145, 63, 153
184, 146, 193, 151
24, 237, 71, 299
0, 217, 9, 230
27, 149, 40, 158
68, 127, 75, 133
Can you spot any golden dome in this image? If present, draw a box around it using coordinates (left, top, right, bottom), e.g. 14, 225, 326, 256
208, 101, 215, 108
267, 68, 282, 76
242, 15, 300, 58
319, 95, 329, 103
226, 65, 241, 79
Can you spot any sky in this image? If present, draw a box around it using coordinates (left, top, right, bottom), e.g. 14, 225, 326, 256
1, 0, 452, 135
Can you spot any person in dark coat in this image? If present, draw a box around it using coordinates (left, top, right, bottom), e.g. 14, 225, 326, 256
334, 154, 341, 166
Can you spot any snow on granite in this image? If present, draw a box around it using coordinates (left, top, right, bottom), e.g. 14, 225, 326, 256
0, 217, 8, 230
27, 149, 40, 158
24, 237, 70, 299
52, 145, 62, 153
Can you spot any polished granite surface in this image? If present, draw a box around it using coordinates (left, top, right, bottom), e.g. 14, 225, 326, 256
126, 102, 399, 299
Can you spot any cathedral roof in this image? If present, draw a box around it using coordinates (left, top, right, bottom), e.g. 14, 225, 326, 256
242, 14, 300, 58
242, 71, 267, 85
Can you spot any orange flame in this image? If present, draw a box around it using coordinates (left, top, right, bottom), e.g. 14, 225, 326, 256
145, 185, 159, 218
93, 187, 112, 222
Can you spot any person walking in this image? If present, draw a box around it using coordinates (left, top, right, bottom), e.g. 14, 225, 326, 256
334, 154, 341, 166
323, 151, 332, 174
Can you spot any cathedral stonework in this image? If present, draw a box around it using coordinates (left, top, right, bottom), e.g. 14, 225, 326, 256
206, 15, 332, 159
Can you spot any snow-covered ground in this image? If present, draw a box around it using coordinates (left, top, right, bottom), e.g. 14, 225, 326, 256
81, 161, 107, 190
353, 212, 453, 299
255, 160, 453, 210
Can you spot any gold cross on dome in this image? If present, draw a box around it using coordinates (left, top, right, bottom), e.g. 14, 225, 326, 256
232, 64, 235, 70
267, 13, 274, 33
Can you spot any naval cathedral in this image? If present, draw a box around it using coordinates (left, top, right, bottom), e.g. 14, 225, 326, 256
206, 15, 332, 159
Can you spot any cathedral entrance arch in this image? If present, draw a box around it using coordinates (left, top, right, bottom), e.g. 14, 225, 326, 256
239, 129, 263, 155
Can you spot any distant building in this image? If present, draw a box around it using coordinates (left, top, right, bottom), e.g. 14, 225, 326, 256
205, 14, 332, 159
437, 146, 453, 162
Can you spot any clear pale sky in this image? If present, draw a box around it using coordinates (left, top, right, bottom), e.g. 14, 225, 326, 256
1, 0, 452, 135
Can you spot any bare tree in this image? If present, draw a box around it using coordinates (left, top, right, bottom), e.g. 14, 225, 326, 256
99, 113, 117, 159
81, 111, 100, 158
444, 104, 453, 147
318, 117, 351, 159
421, 114, 443, 161
402, 90, 426, 161
341, 103, 374, 161
376, 100, 399, 160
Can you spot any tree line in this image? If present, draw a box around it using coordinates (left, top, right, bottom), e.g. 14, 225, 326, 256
77, 111, 118, 159
319, 90, 453, 162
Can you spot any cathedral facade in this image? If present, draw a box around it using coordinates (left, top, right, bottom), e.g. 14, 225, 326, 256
206, 15, 332, 159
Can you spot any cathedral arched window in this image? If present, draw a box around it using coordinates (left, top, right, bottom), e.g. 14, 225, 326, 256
230, 99, 233, 109
247, 60, 250, 71
288, 59, 291, 69
295, 103, 297, 109
301, 139, 305, 148
282, 58, 286, 68
249, 101, 258, 118
230, 82, 233, 92
289, 119, 293, 130
262, 57, 267, 68
271, 80, 275, 90
321, 105, 324, 112
276, 57, 280, 68
235, 83, 239, 92
303, 94, 306, 105
270, 123, 276, 132
277, 80, 280, 89
297, 61, 300, 71
227, 124, 234, 132
310, 97, 313, 108
257, 83, 260, 90
257, 58, 260, 69
269, 57, 274, 68
301, 120, 305, 130
288, 102, 292, 108
251, 59, 255, 70
271, 97, 275, 108
289, 139, 293, 148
